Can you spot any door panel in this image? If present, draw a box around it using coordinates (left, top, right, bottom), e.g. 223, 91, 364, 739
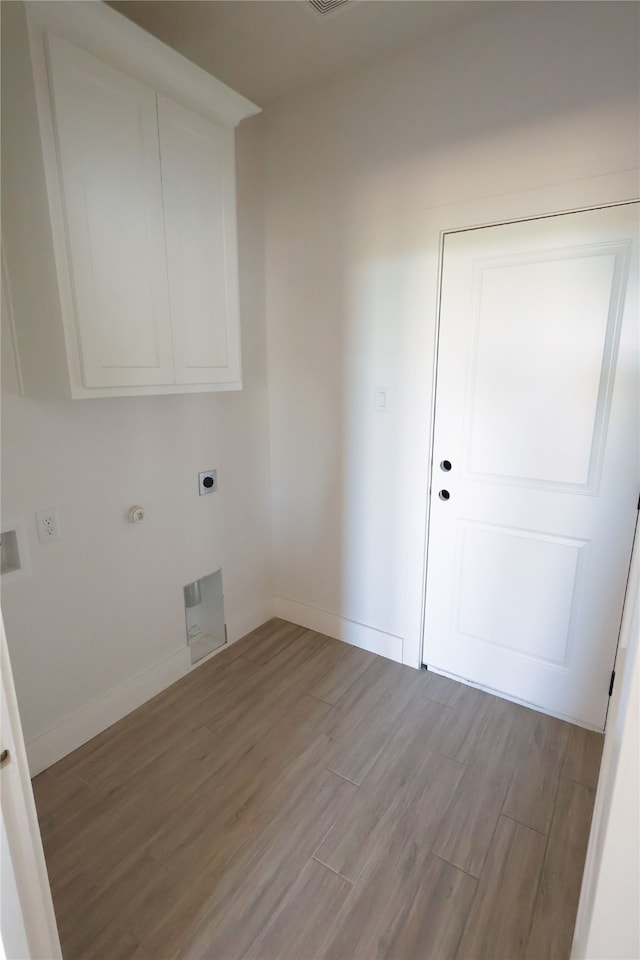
423, 204, 639, 729
455, 522, 583, 665
466, 251, 620, 487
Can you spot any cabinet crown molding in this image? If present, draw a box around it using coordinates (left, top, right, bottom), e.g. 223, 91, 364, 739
25, 1, 261, 129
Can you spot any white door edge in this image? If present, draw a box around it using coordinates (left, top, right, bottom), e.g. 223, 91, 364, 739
570, 523, 639, 958
0, 614, 62, 959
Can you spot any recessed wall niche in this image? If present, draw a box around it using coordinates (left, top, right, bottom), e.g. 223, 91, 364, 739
1, 519, 31, 583
183, 569, 226, 665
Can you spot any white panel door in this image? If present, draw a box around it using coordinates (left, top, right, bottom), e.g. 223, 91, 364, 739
158, 95, 241, 385
423, 204, 639, 729
46, 35, 174, 387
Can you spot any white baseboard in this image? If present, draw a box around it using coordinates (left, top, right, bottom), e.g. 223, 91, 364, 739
226, 596, 274, 644
26, 596, 394, 775
25, 598, 275, 777
273, 596, 403, 663
26, 646, 190, 777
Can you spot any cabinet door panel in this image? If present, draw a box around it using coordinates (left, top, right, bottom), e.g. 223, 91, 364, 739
46, 35, 174, 387
158, 96, 241, 385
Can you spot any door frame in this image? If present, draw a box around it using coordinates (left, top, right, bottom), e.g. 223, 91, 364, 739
417, 170, 639, 722
0, 613, 62, 959
570, 526, 639, 958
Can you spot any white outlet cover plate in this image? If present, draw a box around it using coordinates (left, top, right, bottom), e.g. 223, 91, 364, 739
35, 509, 60, 543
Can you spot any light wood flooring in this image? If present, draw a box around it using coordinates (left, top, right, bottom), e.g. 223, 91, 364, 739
33, 619, 603, 960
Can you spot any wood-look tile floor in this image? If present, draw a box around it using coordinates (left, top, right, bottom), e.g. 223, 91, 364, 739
33, 619, 603, 960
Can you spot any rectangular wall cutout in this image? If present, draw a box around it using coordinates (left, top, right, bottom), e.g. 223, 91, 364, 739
1, 519, 31, 582
184, 568, 226, 665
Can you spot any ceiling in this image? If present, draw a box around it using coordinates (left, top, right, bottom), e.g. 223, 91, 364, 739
108, 0, 499, 106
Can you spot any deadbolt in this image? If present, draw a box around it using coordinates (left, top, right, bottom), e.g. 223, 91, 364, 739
440, 460, 452, 472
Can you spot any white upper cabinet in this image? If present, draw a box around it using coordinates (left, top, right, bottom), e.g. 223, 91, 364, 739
20, 2, 259, 398
158, 96, 241, 386
46, 35, 175, 389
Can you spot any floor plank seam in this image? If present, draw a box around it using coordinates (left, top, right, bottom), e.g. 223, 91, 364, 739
524, 828, 552, 956
500, 813, 550, 839
524, 731, 567, 837
430, 852, 479, 883
323, 766, 361, 787
71, 771, 101, 793
431, 747, 468, 768
311, 855, 354, 884
470, 782, 515, 882
424, 694, 457, 711
561, 771, 600, 789
453, 880, 481, 960
309, 692, 336, 706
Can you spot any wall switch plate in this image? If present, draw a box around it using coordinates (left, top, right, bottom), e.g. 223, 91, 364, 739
36, 508, 60, 543
374, 385, 390, 412
198, 470, 217, 495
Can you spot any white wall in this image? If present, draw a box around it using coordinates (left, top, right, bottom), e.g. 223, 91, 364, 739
263, 0, 640, 666
1, 3, 272, 773
2, 0, 639, 775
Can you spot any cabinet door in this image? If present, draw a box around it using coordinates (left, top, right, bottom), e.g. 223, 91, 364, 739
46, 35, 174, 388
158, 95, 241, 386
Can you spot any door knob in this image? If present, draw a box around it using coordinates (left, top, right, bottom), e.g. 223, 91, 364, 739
439, 490, 451, 501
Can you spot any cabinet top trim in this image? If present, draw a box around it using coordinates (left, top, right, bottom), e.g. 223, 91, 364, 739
26, 0, 261, 128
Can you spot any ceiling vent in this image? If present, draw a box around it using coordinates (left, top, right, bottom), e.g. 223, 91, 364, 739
308, 0, 351, 15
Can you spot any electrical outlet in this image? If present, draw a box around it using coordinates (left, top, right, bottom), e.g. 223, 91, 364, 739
198, 470, 217, 496
36, 509, 60, 543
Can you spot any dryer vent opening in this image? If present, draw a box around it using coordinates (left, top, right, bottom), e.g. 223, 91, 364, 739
308, 0, 351, 16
